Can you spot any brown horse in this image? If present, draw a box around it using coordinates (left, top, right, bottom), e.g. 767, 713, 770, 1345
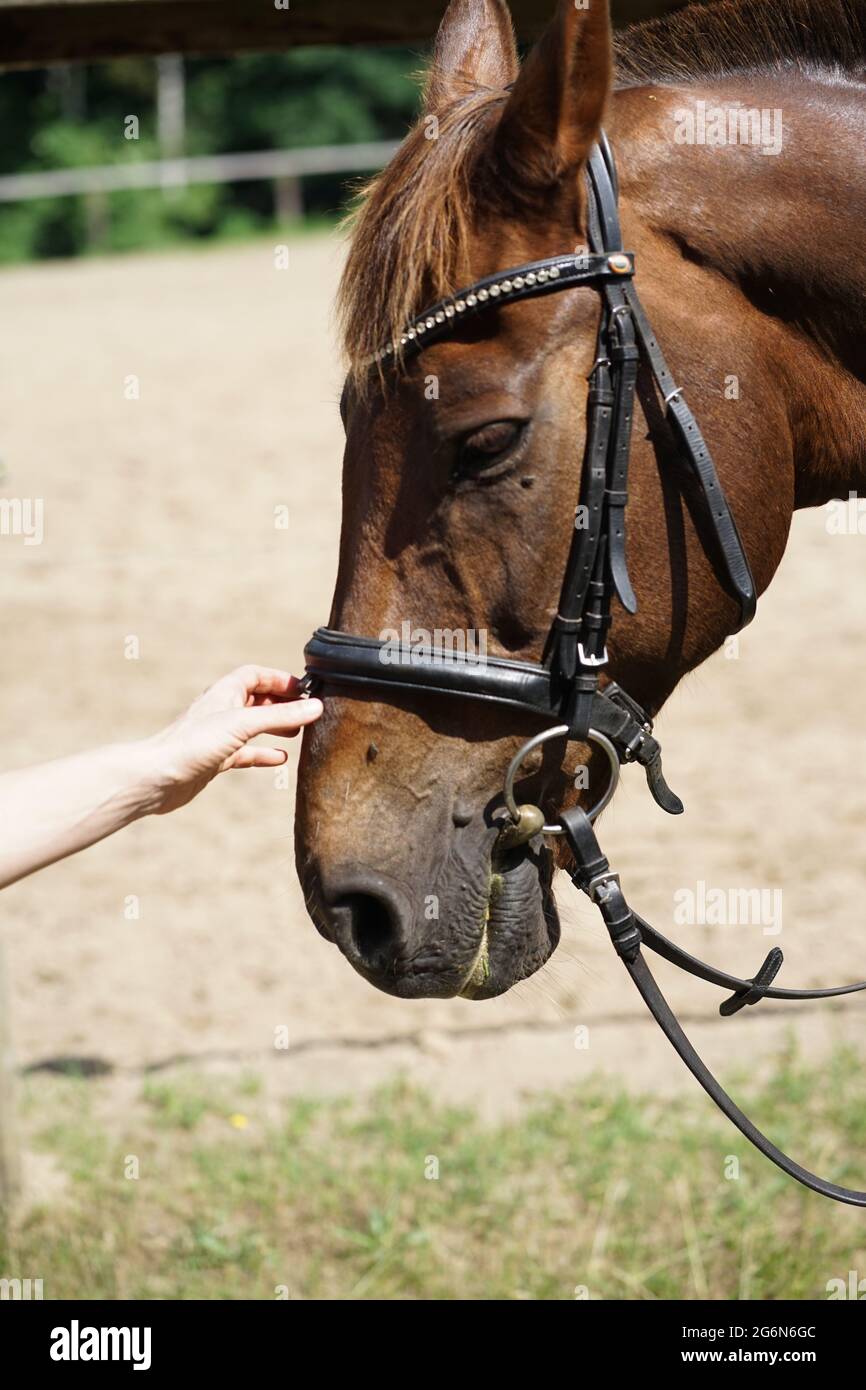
295, 0, 866, 1001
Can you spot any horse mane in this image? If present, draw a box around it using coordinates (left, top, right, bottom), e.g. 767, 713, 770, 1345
615, 0, 866, 87
339, 0, 866, 386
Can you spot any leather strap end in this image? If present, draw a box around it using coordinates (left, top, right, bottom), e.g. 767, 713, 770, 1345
644, 753, 685, 816
719, 948, 784, 1017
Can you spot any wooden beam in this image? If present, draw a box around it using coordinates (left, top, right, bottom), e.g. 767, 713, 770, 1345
0, 0, 696, 70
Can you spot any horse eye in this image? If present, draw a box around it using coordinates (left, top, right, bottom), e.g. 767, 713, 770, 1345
456, 420, 524, 477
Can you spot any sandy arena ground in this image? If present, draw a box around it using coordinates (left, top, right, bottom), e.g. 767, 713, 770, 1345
2, 232, 866, 1123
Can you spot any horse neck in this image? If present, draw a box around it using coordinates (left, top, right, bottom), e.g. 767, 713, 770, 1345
612, 74, 866, 506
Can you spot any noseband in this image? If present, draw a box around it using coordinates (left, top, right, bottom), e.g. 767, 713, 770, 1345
302, 134, 866, 1205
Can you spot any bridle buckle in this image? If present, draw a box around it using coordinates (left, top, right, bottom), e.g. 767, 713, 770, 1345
577, 643, 609, 669
584, 869, 622, 904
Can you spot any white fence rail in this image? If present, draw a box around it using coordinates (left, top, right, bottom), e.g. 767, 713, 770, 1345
0, 140, 401, 203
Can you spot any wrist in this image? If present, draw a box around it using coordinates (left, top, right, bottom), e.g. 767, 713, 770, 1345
121, 738, 177, 819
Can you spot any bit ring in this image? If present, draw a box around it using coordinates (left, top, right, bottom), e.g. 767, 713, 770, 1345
502, 726, 621, 836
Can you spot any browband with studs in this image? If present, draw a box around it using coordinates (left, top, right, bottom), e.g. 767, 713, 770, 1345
375, 251, 634, 364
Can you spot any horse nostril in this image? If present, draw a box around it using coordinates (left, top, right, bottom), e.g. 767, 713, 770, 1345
337, 893, 399, 975
321, 871, 414, 990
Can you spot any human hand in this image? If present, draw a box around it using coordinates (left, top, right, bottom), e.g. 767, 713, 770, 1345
143, 665, 322, 815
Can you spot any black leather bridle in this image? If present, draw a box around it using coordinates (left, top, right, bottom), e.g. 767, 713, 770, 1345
302, 135, 866, 1205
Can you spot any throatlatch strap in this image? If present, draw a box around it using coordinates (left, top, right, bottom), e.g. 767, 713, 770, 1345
586, 141, 757, 634
623, 285, 757, 631
560, 804, 866, 1207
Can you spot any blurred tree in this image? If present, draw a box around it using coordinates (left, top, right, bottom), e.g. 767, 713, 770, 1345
0, 49, 421, 261
189, 49, 419, 151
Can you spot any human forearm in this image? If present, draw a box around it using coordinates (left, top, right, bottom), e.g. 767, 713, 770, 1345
0, 741, 164, 889
0, 666, 322, 891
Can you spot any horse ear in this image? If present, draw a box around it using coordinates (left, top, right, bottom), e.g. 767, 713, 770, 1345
424, 0, 519, 113
495, 0, 612, 188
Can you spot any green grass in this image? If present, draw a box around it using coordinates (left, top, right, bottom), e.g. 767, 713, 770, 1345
3, 1048, 866, 1300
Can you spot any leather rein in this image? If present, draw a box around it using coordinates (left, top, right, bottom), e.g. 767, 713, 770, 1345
301, 134, 866, 1206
